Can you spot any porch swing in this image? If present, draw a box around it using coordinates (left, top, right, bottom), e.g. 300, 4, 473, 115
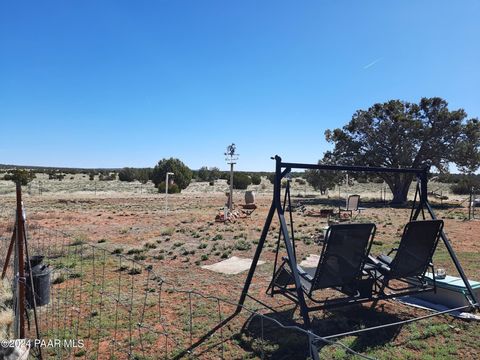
233, 156, 479, 360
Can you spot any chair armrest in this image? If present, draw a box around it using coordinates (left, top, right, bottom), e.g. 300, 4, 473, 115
281, 259, 314, 282
301, 272, 314, 282
366, 255, 381, 265
295, 265, 314, 282
386, 248, 398, 256
378, 254, 393, 265
367, 254, 391, 273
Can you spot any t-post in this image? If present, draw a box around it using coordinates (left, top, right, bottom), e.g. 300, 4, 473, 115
165, 172, 174, 214
15, 182, 26, 339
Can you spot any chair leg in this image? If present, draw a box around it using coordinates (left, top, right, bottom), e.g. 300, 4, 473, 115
353, 210, 359, 220
370, 282, 386, 310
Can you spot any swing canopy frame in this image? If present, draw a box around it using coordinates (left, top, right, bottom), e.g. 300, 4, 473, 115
234, 155, 479, 358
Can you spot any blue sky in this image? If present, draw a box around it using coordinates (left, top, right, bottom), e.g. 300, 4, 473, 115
1, 1, 479, 171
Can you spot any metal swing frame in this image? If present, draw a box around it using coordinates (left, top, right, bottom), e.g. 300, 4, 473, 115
233, 155, 479, 358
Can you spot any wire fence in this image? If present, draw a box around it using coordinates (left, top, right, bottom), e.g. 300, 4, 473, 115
0, 221, 376, 360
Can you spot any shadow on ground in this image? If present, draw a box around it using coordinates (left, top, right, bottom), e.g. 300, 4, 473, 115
237, 304, 404, 359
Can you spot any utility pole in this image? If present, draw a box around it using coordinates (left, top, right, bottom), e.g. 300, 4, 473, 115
225, 143, 239, 211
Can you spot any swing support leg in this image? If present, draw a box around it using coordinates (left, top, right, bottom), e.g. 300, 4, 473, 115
413, 172, 479, 308
235, 201, 276, 314
236, 156, 320, 360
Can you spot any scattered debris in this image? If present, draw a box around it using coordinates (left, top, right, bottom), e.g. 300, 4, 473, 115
215, 208, 248, 223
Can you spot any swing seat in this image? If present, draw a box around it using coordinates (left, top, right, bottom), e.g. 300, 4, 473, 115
269, 223, 376, 309
366, 220, 444, 295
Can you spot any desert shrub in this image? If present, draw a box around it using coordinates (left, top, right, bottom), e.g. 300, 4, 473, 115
370, 176, 384, 184
235, 239, 251, 251
266, 173, 276, 184
4, 169, 36, 185
197, 166, 210, 181
99, 173, 116, 181
151, 158, 192, 191
436, 173, 460, 183
251, 174, 261, 185
295, 178, 306, 185
157, 181, 180, 194
194, 166, 222, 182
451, 176, 480, 195
161, 228, 174, 236
209, 167, 221, 181
118, 167, 136, 182
304, 168, 342, 194
136, 168, 152, 184
227, 173, 252, 190
197, 166, 221, 182
127, 249, 143, 255
128, 268, 142, 275
48, 171, 65, 181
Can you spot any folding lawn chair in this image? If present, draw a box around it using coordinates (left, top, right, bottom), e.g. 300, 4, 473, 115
339, 194, 365, 219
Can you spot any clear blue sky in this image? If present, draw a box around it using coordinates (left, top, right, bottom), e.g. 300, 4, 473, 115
1, 1, 479, 171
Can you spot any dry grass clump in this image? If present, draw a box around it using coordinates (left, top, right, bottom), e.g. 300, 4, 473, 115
0, 278, 14, 339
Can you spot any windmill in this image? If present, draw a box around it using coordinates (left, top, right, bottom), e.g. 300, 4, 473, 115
225, 143, 239, 211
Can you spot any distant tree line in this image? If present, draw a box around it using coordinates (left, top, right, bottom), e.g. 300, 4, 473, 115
0, 161, 276, 194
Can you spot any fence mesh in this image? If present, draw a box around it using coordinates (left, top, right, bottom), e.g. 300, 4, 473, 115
1, 221, 374, 360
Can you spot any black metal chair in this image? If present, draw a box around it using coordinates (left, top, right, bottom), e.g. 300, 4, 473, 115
269, 223, 376, 309
366, 220, 444, 296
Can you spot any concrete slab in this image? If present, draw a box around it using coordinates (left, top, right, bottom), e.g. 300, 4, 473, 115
299, 254, 319, 270
202, 256, 265, 275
